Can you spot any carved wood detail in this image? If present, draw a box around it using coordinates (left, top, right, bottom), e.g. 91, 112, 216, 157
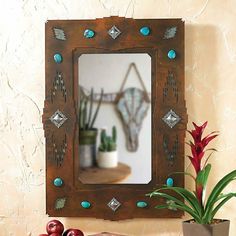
51, 133, 67, 167
51, 72, 67, 103
163, 134, 179, 166
163, 71, 179, 103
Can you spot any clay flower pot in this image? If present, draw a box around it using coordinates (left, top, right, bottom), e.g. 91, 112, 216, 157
182, 219, 230, 236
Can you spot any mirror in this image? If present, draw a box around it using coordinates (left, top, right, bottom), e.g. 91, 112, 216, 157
78, 53, 152, 184
44, 17, 186, 219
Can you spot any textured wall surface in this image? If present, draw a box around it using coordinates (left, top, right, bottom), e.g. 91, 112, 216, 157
1, 0, 236, 235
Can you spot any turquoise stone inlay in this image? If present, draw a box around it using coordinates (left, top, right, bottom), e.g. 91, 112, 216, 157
81, 201, 91, 209
137, 201, 148, 208
54, 53, 63, 64
168, 49, 176, 59
53, 177, 63, 187
84, 29, 95, 38
140, 26, 151, 36
166, 177, 174, 187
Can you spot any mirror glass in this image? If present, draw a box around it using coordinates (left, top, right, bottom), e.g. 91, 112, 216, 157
78, 53, 151, 184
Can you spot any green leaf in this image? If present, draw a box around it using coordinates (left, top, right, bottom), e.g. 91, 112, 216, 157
215, 192, 236, 202
211, 193, 236, 219
155, 205, 169, 210
196, 164, 211, 190
170, 203, 201, 223
90, 88, 104, 128
87, 88, 94, 128
150, 191, 183, 205
149, 186, 203, 218
79, 98, 85, 129
154, 201, 202, 223
169, 171, 196, 181
203, 169, 236, 223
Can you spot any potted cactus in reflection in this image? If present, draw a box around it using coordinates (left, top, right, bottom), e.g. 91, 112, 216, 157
148, 122, 236, 236
97, 126, 118, 168
79, 87, 103, 168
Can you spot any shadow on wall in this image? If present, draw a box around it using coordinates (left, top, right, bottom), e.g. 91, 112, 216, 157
60, 24, 220, 236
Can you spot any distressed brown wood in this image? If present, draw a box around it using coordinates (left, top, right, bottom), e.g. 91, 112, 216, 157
43, 17, 187, 220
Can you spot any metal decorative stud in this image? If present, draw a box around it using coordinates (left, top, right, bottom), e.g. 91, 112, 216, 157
50, 110, 68, 128
84, 29, 95, 38
53, 28, 66, 40
54, 53, 63, 64
107, 197, 121, 212
163, 26, 177, 39
53, 177, 63, 187
166, 177, 174, 187
140, 26, 150, 36
167, 49, 176, 59
81, 201, 91, 209
108, 25, 121, 39
55, 197, 66, 210
136, 201, 148, 208
162, 109, 181, 128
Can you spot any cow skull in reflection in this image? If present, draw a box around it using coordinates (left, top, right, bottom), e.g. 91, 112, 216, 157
116, 88, 150, 152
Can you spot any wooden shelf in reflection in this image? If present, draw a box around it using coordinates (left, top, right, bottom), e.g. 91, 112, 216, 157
79, 162, 131, 184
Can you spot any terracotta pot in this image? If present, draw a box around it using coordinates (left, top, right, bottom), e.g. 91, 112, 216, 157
182, 219, 230, 236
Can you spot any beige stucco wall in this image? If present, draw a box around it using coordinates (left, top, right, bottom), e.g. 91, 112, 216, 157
1, 0, 236, 235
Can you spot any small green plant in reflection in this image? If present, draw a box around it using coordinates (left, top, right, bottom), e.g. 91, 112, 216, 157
99, 126, 117, 152
79, 88, 104, 130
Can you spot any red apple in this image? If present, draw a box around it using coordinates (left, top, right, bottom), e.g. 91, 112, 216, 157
63, 229, 84, 236
46, 219, 64, 235
50, 233, 62, 236
38, 234, 48, 236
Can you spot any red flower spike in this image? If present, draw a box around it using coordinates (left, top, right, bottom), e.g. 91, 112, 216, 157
196, 184, 203, 205
190, 121, 208, 143
192, 121, 207, 131
187, 156, 200, 174
187, 121, 218, 206
188, 122, 218, 175
202, 134, 218, 147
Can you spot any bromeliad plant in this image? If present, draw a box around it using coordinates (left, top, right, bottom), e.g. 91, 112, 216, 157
148, 121, 236, 224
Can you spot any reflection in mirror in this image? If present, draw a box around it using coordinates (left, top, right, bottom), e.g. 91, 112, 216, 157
78, 53, 151, 184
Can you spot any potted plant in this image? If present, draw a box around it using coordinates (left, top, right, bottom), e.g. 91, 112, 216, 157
97, 126, 118, 168
148, 121, 236, 236
79, 87, 103, 168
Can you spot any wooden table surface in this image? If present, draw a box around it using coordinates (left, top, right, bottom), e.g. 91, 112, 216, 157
79, 162, 131, 184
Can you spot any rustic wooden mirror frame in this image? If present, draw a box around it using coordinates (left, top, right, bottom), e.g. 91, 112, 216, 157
43, 17, 187, 220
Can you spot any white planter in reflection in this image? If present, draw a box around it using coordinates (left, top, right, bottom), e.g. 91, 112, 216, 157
97, 151, 118, 168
